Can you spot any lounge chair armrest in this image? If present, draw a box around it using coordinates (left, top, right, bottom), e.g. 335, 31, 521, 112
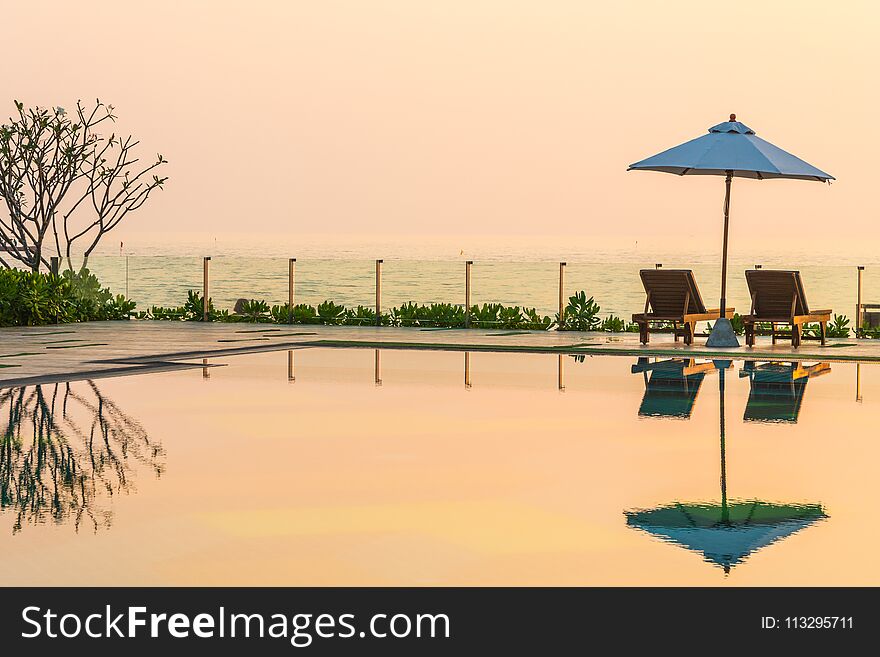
793, 312, 832, 323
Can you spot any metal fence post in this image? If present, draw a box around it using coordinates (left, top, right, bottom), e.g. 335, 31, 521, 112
464, 351, 471, 388
288, 258, 296, 322
375, 349, 382, 386
558, 262, 566, 330
857, 266, 864, 337
203, 256, 211, 322
375, 259, 383, 326
655, 263, 662, 269
465, 261, 473, 328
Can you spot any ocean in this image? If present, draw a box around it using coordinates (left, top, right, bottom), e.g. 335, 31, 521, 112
83, 236, 879, 322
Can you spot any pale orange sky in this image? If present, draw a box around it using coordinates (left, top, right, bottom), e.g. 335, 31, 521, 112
6, 1, 878, 252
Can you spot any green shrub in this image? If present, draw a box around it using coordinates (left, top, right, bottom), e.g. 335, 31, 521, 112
558, 291, 601, 331
468, 303, 503, 329
827, 314, 850, 338
236, 299, 271, 323
85, 286, 671, 335
600, 315, 639, 333
523, 307, 554, 331
861, 323, 880, 339
270, 303, 320, 324
344, 305, 384, 326
0, 267, 135, 326
316, 300, 346, 325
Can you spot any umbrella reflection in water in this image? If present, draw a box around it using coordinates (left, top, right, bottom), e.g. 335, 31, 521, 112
626, 358, 827, 572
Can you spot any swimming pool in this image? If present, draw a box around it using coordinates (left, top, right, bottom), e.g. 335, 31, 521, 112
1, 348, 876, 586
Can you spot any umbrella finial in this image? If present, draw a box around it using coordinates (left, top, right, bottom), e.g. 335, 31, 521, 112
729, 113, 736, 121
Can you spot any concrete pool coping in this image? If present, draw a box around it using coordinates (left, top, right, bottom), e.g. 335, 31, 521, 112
3, 320, 880, 386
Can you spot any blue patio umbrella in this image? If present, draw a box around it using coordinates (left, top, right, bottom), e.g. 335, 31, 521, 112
628, 115, 834, 346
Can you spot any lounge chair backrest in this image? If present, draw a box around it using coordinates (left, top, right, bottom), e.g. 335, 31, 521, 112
639, 269, 707, 316
745, 270, 810, 318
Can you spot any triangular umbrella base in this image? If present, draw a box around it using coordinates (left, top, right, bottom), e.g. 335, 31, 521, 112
706, 318, 740, 347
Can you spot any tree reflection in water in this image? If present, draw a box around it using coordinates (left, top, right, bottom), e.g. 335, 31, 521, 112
0, 381, 165, 534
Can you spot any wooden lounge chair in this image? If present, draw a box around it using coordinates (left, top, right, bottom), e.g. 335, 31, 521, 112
632, 269, 733, 345
743, 270, 831, 348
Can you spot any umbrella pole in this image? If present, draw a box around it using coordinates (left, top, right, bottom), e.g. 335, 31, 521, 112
719, 171, 733, 319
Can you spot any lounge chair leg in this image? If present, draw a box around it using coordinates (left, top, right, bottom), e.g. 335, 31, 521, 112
771, 323, 776, 344
686, 321, 695, 345
745, 323, 754, 347
673, 322, 679, 342
639, 322, 648, 345
792, 324, 801, 348
820, 321, 827, 346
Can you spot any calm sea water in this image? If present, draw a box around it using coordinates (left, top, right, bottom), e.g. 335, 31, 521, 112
1, 349, 875, 585
86, 248, 878, 322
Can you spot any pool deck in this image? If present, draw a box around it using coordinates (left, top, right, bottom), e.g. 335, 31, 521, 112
2, 320, 879, 386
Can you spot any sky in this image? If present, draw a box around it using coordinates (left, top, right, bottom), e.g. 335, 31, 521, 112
4, 1, 878, 254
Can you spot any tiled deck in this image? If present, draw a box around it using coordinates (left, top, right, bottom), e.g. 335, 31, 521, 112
2, 321, 878, 386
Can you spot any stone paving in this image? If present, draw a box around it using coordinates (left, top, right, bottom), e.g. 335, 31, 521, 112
2, 320, 879, 386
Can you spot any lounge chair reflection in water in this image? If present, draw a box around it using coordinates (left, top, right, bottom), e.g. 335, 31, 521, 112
632, 357, 730, 419
739, 361, 831, 423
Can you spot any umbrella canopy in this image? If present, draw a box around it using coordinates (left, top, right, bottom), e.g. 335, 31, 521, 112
626, 501, 827, 571
627, 115, 834, 347
628, 118, 834, 181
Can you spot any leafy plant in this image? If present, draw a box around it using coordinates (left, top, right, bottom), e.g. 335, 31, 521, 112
0, 267, 136, 326
600, 315, 639, 333
827, 314, 850, 338
344, 305, 382, 326
316, 300, 346, 325
389, 301, 422, 327
523, 307, 553, 331
236, 299, 271, 323
497, 305, 525, 329
421, 303, 465, 328
468, 303, 503, 329
861, 322, 880, 339
559, 291, 601, 331
270, 303, 320, 324
182, 290, 217, 321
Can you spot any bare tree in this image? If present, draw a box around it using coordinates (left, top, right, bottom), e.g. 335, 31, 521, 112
0, 100, 168, 271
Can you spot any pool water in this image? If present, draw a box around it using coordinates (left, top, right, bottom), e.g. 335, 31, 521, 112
1, 348, 877, 586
